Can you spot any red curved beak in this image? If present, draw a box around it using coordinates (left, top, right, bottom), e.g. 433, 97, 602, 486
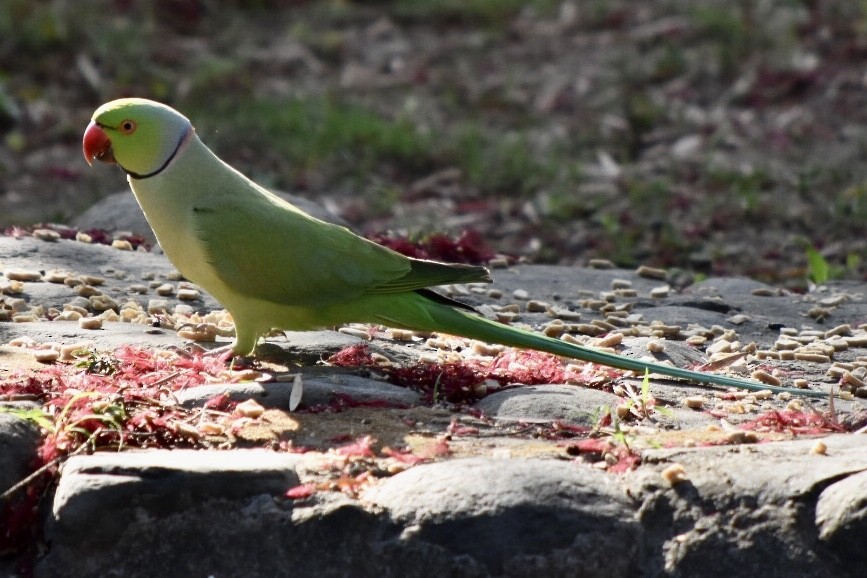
83, 121, 115, 166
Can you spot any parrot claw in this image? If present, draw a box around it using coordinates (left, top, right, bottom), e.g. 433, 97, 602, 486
228, 355, 257, 371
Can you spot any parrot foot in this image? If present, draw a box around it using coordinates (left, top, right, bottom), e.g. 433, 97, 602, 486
228, 355, 257, 370
170, 342, 258, 369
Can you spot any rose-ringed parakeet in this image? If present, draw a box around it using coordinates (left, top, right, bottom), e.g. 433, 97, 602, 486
82, 98, 825, 398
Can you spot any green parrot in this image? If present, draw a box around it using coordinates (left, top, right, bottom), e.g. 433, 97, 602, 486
83, 98, 825, 398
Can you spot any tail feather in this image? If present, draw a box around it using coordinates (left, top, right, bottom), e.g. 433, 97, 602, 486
425, 305, 830, 399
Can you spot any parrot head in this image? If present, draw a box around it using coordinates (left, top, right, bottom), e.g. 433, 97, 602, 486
83, 98, 192, 179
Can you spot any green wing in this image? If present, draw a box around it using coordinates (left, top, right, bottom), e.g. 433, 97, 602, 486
191, 190, 489, 308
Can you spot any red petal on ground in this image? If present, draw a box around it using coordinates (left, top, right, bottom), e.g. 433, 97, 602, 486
327, 344, 376, 367
285, 484, 317, 499
485, 350, 566, 385
334, 435, 376, 458
741, 410, 845, 435
203, 392, 235, 411
381, 446, 429, 465
446, 418, 479, 436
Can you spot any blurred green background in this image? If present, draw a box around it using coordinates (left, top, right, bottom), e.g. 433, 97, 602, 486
1, 0, 865, 283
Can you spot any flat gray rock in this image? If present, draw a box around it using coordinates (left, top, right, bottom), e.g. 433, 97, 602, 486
0, 412, 41, 504
473, 384, 617, 425
175, 373, 423, 410
816, 469, 867, 565
39, 450, 303, 577
365, 456, 640, 576
0, 319, 192, 352
619, 336, 707, 367
626, 434, 867, 577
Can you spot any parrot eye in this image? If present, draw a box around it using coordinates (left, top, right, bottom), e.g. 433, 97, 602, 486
119, 120, 137, 135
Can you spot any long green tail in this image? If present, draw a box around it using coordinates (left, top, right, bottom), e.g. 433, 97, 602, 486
421, 303, 833, 399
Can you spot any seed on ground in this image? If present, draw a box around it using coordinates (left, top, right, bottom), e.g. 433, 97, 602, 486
595, 332, 623, 348
560, 333, 585, 345
44, 270, 71, 283
496, 311, 518, 323
645, 339, 666, 353
76, 285, 102, 298
582, 299, 608, 310
12, 313, 38, 322
33, 228, 60, 242
79, 316, 103, 330
807, 306, 832, 320
661, 463, 688, 485
177, 288, 200, 301
543, 324, 565, 338
147, 299, 169, 315
819, 294, 849, 307
649, 285, 670, 298
610, 278, 632, 290
591, 319, 618, 332
1, 280, 24, 295
526, 300, 548, 312
111, 239, 133, 251
57, 310, 82, 321
546, 305, 581, 321
338, 327, 372, 340
751, 368, 779, 386
5, 270, 42, 282
636, 265, 667, 279
99, 309, 120, 322
488, 256, 510, 269
177, 323, 218, 342
471, 341, 505, 356
33, 349, 60, 363
573, 323, 606, 336
388, 329, 415, 341
155, 283, 175, 296
846, 335, 867, 347
793, 352, 832, 363
842, 371, 866, 389
89, 295, 118, 312
602, 315, 630, 328
825, 324, 852, 338
810, 441, 828, 455
234, 399, 266, 418
588, 258, 615, 269
512, 289, 529, 300
707, 340, 734, 355
683, 396, 705, 409
726, 430, 759, 444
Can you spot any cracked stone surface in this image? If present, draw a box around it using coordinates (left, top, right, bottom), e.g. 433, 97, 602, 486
2, 232, 867, 576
